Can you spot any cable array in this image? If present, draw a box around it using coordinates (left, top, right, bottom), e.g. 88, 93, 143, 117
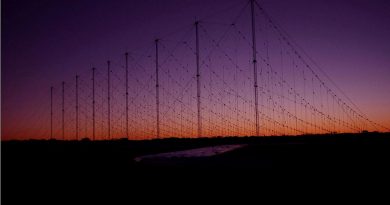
15, 0, 388, 140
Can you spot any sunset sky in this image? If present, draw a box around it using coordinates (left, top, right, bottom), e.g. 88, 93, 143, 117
2, 0, 390, 140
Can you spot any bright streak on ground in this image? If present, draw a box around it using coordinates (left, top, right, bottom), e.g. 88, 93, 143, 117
134, 144, 247, 162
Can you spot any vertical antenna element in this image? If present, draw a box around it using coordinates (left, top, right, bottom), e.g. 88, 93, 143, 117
195, 21, 202, 138
107, 60, 111, 140
155, 39, 160, 138
50, 86, 53, 139
76, 75, 79, 140
251, 0, 260, 136
125, 53, 129, 139
92, 67, 96, 140
62, 81, 65, 140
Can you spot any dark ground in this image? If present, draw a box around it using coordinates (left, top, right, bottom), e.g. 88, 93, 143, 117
2, 132, 390, 203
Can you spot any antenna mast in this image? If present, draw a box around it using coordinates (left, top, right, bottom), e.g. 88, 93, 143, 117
251, 0, 260, 136
107, 61, 111, 140
155, 39, 160, 138
195, 21, 202, 138
92, 67, 96, 140
50, 86, 53, 139
62, 81, 65, 140
76, 75, 79, 140
125, 53, 129, 139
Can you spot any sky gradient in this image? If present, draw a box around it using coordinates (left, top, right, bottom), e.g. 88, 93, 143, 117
2, 0, 390, 140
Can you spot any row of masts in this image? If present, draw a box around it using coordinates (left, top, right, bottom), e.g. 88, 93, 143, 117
49, 0, 259, 140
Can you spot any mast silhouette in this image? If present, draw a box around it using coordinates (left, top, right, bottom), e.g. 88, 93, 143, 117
155, 39, 160, 138
195, 21, 202, 138
251, 0, 260, 136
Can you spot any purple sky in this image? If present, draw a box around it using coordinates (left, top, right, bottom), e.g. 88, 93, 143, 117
2, 0, 390, 139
